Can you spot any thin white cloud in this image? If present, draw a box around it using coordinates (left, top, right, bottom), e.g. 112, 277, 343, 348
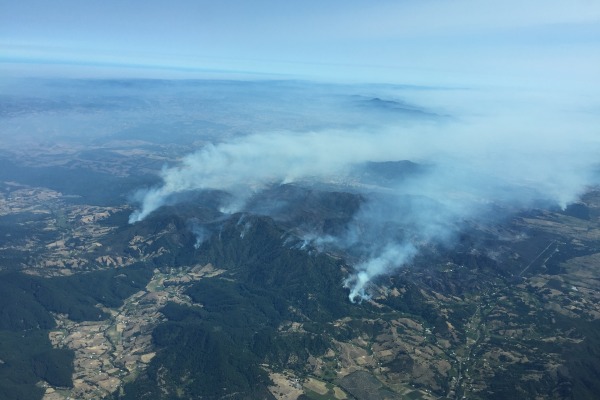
3, 0, 599, 86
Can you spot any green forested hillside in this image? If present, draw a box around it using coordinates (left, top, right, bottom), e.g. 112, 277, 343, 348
118, 215, 360, 399
0, 265, 153, 399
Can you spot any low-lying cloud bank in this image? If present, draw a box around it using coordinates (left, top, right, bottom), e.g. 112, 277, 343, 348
129, 83, 600, 302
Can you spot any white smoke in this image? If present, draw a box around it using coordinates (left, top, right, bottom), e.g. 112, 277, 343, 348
127, 126, 434, 224
129, 84, 600, 301
344, 244, 417, 303
191, 225, 209, 249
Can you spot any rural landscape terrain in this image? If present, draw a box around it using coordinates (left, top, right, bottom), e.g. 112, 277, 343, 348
0, 79, 599, 400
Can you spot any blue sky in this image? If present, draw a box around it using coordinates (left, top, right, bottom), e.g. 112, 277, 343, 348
1, 0, 599, 88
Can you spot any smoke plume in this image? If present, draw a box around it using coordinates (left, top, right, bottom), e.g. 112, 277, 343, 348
188, 220, 210, 249
129, 84, 600, 302
344, 244, 417, 303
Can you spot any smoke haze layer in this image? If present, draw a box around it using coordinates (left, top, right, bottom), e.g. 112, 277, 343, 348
129, 82, 600, 302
